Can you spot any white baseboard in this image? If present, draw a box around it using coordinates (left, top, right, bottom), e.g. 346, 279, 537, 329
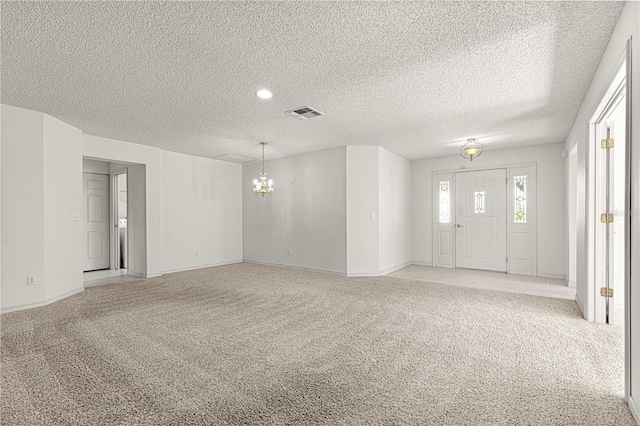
243, 259, 347, 276
130, 271, 146, 278
575, 292, 586, 319
628, 395, 639, 425
1, 285, 84, 314
536, 272, 566, 281
161, 259, 242, 275
411, 261, 433, 267
347, 261, 412, 277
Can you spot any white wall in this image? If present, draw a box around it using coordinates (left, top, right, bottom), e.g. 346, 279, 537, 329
563, 2, 639, 420
243, 147, 347, 274
564, 1, 639, 323
1, 105, 46, 309
567, 147, 577, 288
378, 148, 411, 272
346, 146, 379, 274
83, 158, 110, 174
160, 151, 242, 273
2, 105, 245, 312
42, 114, 84, 301
127, 164, 147, 276
411, 142, 565, 278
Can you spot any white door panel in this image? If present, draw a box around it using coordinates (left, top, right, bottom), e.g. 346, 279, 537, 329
455, 169, 507, 272
83, 173, 110, 271
433, 173, 454, 267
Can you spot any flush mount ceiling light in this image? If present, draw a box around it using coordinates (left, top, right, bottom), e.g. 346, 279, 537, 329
460, 138, 483, 161
256, 89, 273, 99
253, 142, 274, 196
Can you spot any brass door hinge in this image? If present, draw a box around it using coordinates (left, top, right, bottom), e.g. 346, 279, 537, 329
600, 287, 614, 298
600, 213, 614, 223
601, 138, 614, 149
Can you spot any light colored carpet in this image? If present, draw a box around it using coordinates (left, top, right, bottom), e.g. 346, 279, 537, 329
1, 262, 635, 425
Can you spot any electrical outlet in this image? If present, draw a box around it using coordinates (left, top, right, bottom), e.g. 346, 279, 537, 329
370, 213, 376, 220
27, 276, 36, 286
71, 213, 81, 221
287, 249, 292, 256
195, 250, 199, 257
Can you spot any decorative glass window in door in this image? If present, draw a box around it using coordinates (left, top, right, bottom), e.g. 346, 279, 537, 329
439, 180, 450, 223
514, 175, 527, 223
474, 191, 485, 214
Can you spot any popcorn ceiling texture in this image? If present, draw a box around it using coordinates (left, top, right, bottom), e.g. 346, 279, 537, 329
1, 263, 635, 425
1, 1, 624, 160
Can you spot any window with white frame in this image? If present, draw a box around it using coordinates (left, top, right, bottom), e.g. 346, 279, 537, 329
439, 180, 450, 223
514, 175, 527, 223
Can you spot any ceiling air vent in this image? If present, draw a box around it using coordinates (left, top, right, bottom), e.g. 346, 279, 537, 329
285, 106, 324, 120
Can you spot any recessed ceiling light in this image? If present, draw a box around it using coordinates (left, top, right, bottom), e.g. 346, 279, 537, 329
256, 89, 273, 99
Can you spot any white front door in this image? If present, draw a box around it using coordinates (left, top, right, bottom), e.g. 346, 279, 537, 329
83, 173, 110, 271
455, 169, 507, 272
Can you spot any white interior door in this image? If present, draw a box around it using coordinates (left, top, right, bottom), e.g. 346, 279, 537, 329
83, 173, 110, 271
455, 169, 507, 272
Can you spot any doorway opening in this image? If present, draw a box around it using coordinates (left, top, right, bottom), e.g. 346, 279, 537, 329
114, 171, 128, 270
82, 158, 145, 287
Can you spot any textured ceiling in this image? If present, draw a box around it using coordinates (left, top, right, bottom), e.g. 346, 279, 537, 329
1, 1, 624, 161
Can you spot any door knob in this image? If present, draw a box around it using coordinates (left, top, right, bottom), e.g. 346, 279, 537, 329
456, 224, 463, 228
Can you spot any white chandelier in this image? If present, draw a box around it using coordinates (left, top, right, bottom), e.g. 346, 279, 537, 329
460, 137, 483, 161
253, 142, 274, 196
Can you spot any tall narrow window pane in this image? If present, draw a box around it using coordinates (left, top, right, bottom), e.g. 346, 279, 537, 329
514, 175, 527, 223
474, 191, 485, 214
439, 180, 450, 223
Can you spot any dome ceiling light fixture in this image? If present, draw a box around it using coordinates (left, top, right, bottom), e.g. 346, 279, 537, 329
460, 137, 483, 161
253, 142, 274, 196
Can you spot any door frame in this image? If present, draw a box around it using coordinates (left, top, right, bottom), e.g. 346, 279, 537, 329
586, 57, 626, 324
111, 168, 128, 271
82, 172, 111, 272
432, 162, 537, 275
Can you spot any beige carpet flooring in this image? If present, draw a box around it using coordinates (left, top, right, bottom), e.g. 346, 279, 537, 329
1, 262, 635, 425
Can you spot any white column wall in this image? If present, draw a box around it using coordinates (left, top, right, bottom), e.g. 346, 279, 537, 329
378, 147, 411, 273
42, 114, 84, 301
1, 105, 46, 310
346, 146, 379, 275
